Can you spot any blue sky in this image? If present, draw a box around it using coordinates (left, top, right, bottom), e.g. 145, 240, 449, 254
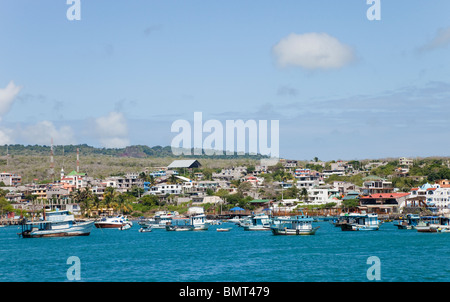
0, 1, 450, 161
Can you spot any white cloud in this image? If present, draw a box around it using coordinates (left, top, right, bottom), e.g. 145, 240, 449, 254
0, 81, 21, 120
94, 111, 130, 148
0, 128, 14, 145
20, 121, 76, 145
419, 26, 450, 52
272, 32, 355, 70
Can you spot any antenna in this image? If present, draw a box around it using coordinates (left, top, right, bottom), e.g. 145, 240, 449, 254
50, 138, 55, 181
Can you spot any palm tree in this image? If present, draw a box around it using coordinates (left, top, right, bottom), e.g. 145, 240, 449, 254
300, 188, 309, 204
103, 186, 118, 215
168, 174, 178, 185
73, 187, 94, 217
115, 194, 134, 215
92, 194, 102, 216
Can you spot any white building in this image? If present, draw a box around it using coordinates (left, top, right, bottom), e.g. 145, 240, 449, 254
149, 183, 183, 195
305, 186, 341, 206
399, 157, 414, 166
294, 168, 322, 188
0, 172, 22, 186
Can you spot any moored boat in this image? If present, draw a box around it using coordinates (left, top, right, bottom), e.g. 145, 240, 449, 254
243, 213, 271, 231
165, 224, 194, 231
340, 212, 380, 231
416, 216, 450, 233
19, 210, 94, 238
145, 211, 175, 229
94, 215, 133, 229
189, 213, 210, 231
394, 214, 420, 229
270, 213, 319, 235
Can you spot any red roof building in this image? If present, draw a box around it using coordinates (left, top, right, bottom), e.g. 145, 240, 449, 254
359, 193, 410, 214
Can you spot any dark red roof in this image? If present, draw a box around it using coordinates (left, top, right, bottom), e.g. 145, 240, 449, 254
360, 193, 410, 199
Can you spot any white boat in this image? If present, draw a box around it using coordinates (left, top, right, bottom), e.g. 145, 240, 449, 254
236, 215, 252, 227
19, 210, 94, 238
165, 224, 194, 231
94, 215, 133, 229
138, 225, 152, 232
270, 214, 320, 235
243, 213, 271, 231
228, 216, 241, 224
189, 213, 210, 231
144, 212, 174, 229
216, 228, 231, 232
119, 223, 131, 231
340, 212, 380, 231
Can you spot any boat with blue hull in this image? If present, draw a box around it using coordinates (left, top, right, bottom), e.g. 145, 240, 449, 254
415, 216, 450, 233
340, 212, 380, 231
270, 214, 320, 235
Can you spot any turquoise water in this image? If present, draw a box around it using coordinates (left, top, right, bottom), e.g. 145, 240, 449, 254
0, 221, 449, 282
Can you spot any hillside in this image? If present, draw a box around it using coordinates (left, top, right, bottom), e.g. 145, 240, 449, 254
0, 144, 264, 182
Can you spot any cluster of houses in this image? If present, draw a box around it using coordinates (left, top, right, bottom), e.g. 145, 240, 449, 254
1, 156, 450, 217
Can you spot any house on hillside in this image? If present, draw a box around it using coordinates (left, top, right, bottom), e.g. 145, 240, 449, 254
167, 160, 202, 170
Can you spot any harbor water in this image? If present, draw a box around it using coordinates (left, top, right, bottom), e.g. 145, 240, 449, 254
0, 221, 449, 282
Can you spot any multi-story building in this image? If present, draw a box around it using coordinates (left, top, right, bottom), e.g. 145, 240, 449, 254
0, 172, 22, 186
361, 176, 394, 195
294, 168, 322, 188
149, 183, 183, 195
306, 185, 341, 206
399, 157, 414, 167
212, 166, 247, 180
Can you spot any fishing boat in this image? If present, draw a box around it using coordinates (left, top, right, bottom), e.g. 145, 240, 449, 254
94, 215, 133, 229
243, 213, 271, 231
270, 213, 320, 235
340, 212, 380, 231
137, 211, 174, 229
189, 213, 210, 231
330, 214, 352, 227
416, 216, 450, 233
18, 210, 94, 238
394, 214, 420, 229
165, 224, 194, 231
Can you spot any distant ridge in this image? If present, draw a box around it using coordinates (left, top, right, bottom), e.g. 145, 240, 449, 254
0, 144, 269, 159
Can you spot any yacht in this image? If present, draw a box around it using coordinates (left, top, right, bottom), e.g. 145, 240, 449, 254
19, 210, 94, 238
94, 215, 133, 229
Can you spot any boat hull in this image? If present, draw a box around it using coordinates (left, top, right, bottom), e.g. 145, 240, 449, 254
21, 221, 94, 238
340, 223, 379, 231
271, 226, 319, 236
243, 226, 270, 231
165, 225, 194, 231
94, 223, 128, 229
